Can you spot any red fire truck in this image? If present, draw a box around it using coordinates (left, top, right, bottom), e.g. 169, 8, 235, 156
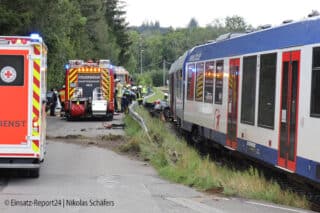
114, 66, 130, 84
0, 34, 47, 177
64, 59, 114, 120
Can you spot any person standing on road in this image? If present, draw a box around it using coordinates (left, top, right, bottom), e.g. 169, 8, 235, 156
121, 85, 130, 114
116, 80, 123, 112
50, 88, 57, 116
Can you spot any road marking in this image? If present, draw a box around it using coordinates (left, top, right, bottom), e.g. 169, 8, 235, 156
246, 201, 309, 213
166, 197, 224, 213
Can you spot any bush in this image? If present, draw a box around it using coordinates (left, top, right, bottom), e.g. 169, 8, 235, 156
132, 69, 166, 87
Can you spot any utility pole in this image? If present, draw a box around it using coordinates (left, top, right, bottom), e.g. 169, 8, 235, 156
140, 49, 143, 74
140, 36, 143, 75
163, 59, 166, 87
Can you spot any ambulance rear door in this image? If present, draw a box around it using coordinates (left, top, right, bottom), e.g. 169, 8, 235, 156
0, 47, 32, 156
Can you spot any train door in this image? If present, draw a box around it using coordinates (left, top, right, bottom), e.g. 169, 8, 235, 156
169, 73, 175, 117
278, 50, 300, 171
226, 58, 240, 149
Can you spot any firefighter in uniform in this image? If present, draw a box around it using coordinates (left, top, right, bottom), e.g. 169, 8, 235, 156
116, 79, 123, 112
58, 86, 65, 110
142, 86, 147, 97
121, 85, 130, 114
50, 88, 57, 116
136, 85, 143, 105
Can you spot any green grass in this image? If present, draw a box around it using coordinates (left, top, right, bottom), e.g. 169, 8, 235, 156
123, 106, 310, 210
146, 87, 165, 103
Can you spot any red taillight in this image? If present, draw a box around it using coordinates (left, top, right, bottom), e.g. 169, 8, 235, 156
9, 38, 28, 44
155, 100, 160, 105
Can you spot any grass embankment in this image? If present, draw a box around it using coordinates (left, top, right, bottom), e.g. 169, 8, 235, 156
145, 87, 165, 103
121, 88, 310, 209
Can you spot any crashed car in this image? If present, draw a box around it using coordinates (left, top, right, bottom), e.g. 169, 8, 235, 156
150, 93, 170, 120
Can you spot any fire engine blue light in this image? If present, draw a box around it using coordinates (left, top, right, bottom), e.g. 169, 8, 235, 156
64, 64, 70, 70
30, 33, 40, 39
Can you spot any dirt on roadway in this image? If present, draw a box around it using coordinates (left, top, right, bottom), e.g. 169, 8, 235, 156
46, 113, 128, 152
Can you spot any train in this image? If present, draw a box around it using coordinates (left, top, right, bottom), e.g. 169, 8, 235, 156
169, 15, 320, 185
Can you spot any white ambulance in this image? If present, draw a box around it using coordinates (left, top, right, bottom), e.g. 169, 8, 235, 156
0, 34, 47, 177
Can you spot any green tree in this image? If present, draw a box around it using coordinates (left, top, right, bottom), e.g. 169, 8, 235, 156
105, 0, 132, 66
225, 15, 248, 32
187, 18, 199, 28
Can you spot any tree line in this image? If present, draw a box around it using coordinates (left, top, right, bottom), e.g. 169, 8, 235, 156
129, 16, 252, 86
0, 0, 252, 88
0, 0, 132, 88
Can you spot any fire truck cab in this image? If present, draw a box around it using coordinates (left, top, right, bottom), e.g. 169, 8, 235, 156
0, 34, 47, 177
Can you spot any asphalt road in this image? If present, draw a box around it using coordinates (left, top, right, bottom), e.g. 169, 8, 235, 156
0, 116, 314, 213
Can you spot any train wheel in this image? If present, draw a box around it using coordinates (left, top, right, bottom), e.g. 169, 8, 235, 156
163, 108, 170, 121
191, 126, 202, 144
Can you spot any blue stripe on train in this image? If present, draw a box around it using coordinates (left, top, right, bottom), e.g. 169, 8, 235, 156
237, 138, 278, 165
181, 119, 320, 183
296, 156, 319, 183
237, 138, 320, 183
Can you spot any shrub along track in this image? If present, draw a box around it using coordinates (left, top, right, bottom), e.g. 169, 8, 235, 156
170, 122, 320, 212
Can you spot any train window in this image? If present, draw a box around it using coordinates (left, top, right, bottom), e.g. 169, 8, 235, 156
215, 60, 224, 104
187, 63, 195, 100
195, 62, 204, 102
310, 47, 320, 117
241, 56, 257, 125
258, 53, 277, 129
204, 61, 215, 103
174, 72, 178, 99
176, 70, 180, 99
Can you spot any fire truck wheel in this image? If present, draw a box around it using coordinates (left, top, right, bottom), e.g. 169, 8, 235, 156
105, 113, 113, 121
66, 113, 74, 121
29, 168, 40, 178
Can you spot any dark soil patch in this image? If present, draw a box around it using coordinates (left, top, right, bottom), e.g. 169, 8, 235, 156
49, 134, 127, 152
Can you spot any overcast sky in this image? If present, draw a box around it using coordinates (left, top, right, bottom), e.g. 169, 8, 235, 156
125, 0, 319, 28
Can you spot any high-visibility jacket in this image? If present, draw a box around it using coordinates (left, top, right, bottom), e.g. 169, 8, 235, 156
59, 88, 65, 103
116, 82, 123, 98
142, 86, 147, 95
136, 91, 143, 101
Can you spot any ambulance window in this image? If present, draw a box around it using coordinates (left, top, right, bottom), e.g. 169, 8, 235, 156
0, 55, 24, 86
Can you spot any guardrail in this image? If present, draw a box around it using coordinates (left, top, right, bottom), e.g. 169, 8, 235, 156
128, 93, 155, 142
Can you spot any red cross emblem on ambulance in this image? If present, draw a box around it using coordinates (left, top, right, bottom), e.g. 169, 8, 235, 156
0, 66, 17, 83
